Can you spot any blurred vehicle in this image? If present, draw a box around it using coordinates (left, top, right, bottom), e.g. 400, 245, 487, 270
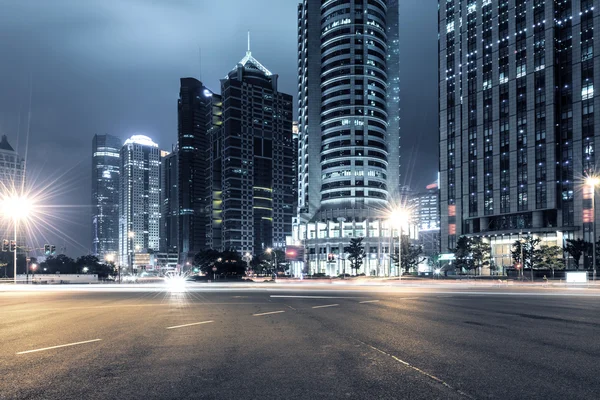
122, 275, 138, 283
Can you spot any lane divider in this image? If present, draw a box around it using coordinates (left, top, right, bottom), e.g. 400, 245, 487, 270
166, 321, 214, 330
359, 300, 380, 304
17, 339, 102, 355
357, 340, 474, 399
312, 304, 339, 309
253, 310, 286, 316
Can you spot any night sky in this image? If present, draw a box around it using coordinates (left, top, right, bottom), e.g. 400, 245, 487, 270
0, 0, 438, 256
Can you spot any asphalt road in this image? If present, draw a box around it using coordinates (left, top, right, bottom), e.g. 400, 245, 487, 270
1, 283, 600, 399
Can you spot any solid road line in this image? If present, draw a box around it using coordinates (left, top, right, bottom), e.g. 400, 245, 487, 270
17, 339, 102, 355
270, 295, 358, 299
312, 304, 339, 309
359, 300, 380, 304
253, 310, 286, 316
166, 320, 214, 330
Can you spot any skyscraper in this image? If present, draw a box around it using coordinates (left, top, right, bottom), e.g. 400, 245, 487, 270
208, 43, 294, 255
176, 78, 222, 263
0, 135, 26, 264
160, 149, 178, 256
292, 0, 402, 276
439, 0, 598, 271
92, 134, 121, 259
119, 135, 161, 270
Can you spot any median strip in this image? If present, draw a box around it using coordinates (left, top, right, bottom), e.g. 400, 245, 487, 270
253, 310, 286, 316
166, 320, 214, 330
312, 304, 339, 309
17, 339, 102, 355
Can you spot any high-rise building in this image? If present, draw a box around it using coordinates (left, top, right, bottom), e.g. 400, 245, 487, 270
409, 181, 440, 258
292, 0, 402, 276
0, 135, 26, 263
439, 0, 599, 271
119, 135, 161, 270
91, 134, 121, 259
160, 149, 178, 256
176, 78, 223, 263
208, 43, 294, 255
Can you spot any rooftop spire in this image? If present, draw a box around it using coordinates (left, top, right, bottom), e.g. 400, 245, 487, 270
247, 31, 251, 54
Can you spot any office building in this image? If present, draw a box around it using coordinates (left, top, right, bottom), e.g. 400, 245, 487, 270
409, 181, 440, 257
439, 0, 598, 270
208, 42, 294, 255
176, 78, 223, 263
91, 134, 121, 259
118, 135, 161, 270
0, 135, 26, 262
160, 149, 178, 256
291, 0, 402, 276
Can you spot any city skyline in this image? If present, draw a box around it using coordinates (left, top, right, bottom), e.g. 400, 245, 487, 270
0, 0, 437, 256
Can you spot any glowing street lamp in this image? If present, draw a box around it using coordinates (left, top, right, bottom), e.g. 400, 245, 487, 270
0, 194, 32, 284
265, 247, 278, 275
586, 176, 600, 281
388, 208, 410, 278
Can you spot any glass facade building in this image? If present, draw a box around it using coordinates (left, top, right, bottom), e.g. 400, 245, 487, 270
119, 135, 161, 270
208, 47, 295, 256
292, 0, 402, 277
439, 0, 599, 270
176, 78, 223, 263
0, 135, 26, 260
92, 134, 121, 259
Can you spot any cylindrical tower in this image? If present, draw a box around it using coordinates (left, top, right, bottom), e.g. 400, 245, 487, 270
319, 0, 389, 209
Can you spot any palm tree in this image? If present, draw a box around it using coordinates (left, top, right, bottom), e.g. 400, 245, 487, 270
344, 237, 365, 276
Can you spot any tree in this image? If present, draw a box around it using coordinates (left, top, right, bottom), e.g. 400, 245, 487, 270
391, 237, 426, 274
565, 238, 589, 270
452, 236, 472, 274
344, 237, 365, 275
76, 255, 100, 274
42, 254, 77, 274
511, 236, 541, 280
193, 249, 222, 274
402, 242, 426, 274
470, 237, 491, 276
537, 245, 565, 279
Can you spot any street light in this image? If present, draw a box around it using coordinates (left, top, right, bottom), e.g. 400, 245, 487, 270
0, 194, 32, 284
586, 176, 600, 281
266, 247, 278, 276
388, 208, 410, 278
30, 263, 37, 282
128, 231, 135, 274
105, 253, 119, 284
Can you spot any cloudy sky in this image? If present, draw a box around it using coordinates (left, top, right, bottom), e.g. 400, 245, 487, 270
0, 0, 438, 256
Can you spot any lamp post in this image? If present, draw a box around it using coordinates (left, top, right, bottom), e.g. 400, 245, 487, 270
128, 231, 135, 275
1, 194, 32, 284
339, 217, 345, 278
586, 176, 600, 282
389, 208, 410, 278
266, 247, 278, 276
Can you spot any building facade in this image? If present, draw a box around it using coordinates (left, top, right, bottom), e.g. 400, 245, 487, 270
91, 134, 121, 259
118, 135, 161, 270
0, 135, 26, 261
160, 149, 178, 256
439, 0, 599, 270
176, 78, 223, 263
409, 181, 440, 257
292, 0, 402, 276
208, 46, 294, 256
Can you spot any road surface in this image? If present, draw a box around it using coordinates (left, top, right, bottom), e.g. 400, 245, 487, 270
1, 283, 599, 399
